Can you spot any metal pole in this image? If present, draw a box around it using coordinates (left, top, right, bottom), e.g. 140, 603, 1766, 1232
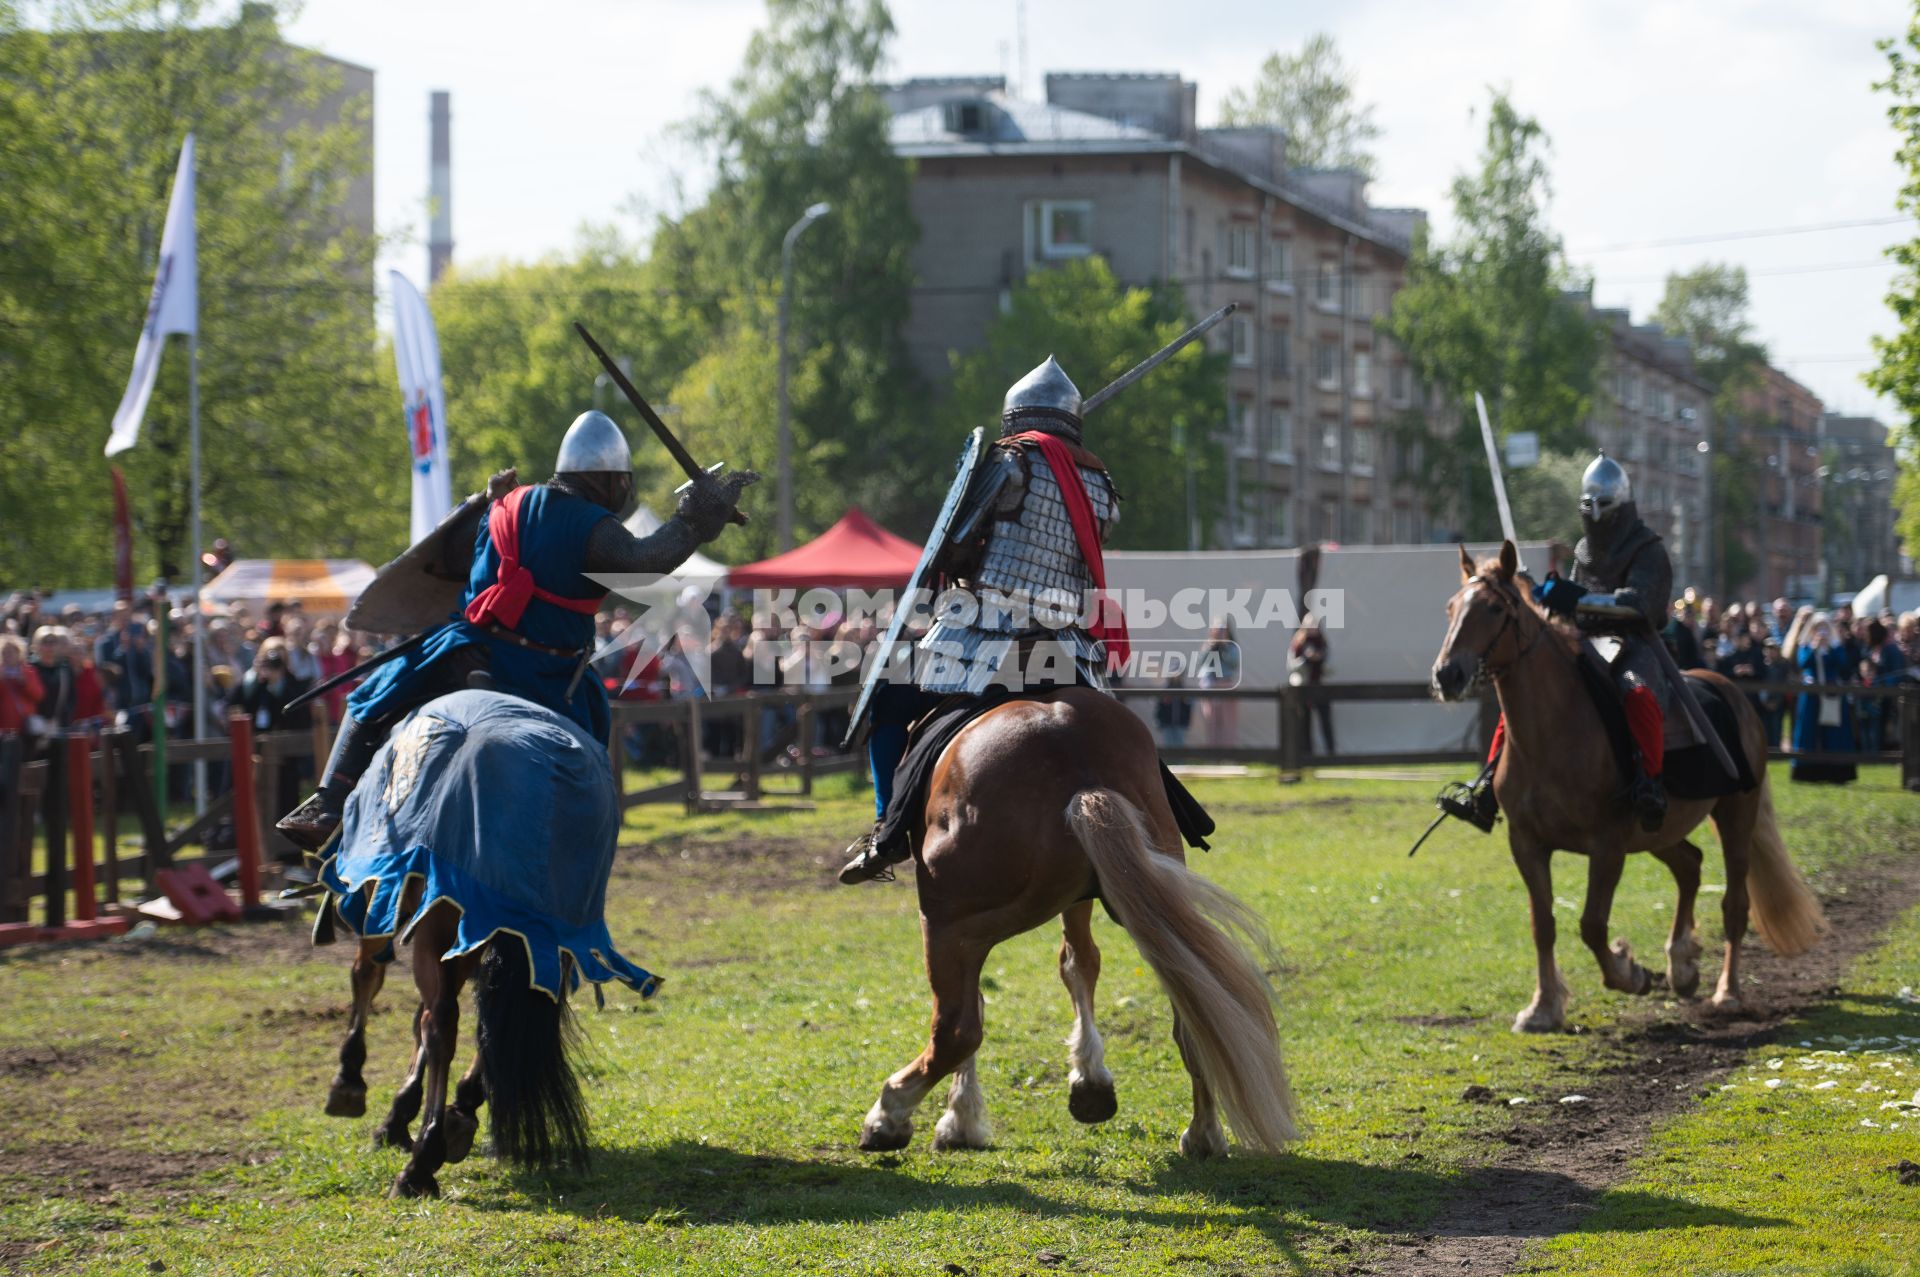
777, 203, 830, 553
189, 335, 207, 813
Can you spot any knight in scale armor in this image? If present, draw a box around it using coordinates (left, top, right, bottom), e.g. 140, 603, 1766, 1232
277, 411, 756, 852
838, 356, 1211, 884
1442, 452, 1671, 833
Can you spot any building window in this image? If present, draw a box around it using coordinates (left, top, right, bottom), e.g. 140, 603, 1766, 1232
1315, 340, 1339, 389
1352, 351, 1372, 399
1026, 200, 1093, 265
1316, 261, 1340, 309
1392, 505, 1415, 545
1231, 399, 1257, 457
1389, 359, 1409, 404
1267, 408, 1293, 462
1346, 504, 1373, 545
1268, 496, 1293, 545
1271, 327, 1292, 379
1351, 425, 1375, 473
943, 100, 985, 134
1316, 498, 1339, 542
1225, 223, 1254, 277
1230, 314, 1254, 367
1234, 496, 1258, 547
1318, 421, 1342, 471
1271, 238, 1292, 289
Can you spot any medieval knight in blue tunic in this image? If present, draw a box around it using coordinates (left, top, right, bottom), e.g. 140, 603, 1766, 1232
277, 410, 756, 852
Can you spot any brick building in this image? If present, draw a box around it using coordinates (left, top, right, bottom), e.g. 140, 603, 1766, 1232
1731, 366, 1826, 602
1819, 414, 1903, 594
886, 73, 1433, 549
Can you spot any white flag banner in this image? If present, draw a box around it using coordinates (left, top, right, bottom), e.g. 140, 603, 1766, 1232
105, 133, 197, 457
390, 271, 454, 542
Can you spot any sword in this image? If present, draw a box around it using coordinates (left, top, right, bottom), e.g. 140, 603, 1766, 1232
573, 322, 747, 526
1474, 392, 1525, 573
1083, 303, 1237, 415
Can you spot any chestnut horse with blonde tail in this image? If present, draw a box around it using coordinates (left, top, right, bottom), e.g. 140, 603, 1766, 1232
859, 686, 1298, 1158
1430, 543, 1827, 1032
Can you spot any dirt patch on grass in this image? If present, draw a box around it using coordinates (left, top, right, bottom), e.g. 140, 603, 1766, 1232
612, 833, 857, 902
0, 1043, 137, 1079
1364, 850, 1920, 1277
0, 1143, 243, 1204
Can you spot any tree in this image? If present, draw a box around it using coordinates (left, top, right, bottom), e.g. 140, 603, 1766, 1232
1379, 92, 1598, 541
649, 0, 927, 537
1216, 34, 1381, 176
940, 259, 1227, 551
1866, 12, 1920, 561
1653, 264, 1769, 594
0, 0, 401, 585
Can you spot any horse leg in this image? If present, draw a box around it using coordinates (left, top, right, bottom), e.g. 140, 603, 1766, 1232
861, 930, 986, 1152
393, 913, 471, 1199
1510, 837, 1570, 1032
1649, 840, 1704, 997
326, 939, 386, 1117
1581, 850, 1656, 995
442, 1054, 485, 1165
1172, 1010, 1227, 1159
1713, 836, 1752, 1013
372, 1000, 427, 1151
1058, 901, 1117, 1124
931, 991, 990, 1152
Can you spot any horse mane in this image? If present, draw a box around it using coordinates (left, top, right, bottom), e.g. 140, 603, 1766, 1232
1473, 556, 1581, 659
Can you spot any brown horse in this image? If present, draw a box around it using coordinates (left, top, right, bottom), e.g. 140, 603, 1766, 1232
858, 686, 1297, 1158
318, 881, 589, 1198
1430, 542, 1827, 1032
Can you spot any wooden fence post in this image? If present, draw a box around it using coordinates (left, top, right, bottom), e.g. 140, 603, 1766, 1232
67, 735, 96, 922
228, 712, 262, 910
1902, 684, 1920, 794
121, 732, 169, 883
98, 732, 120, 905
1278, 688, 1303, 778
42, 739, 67, 928
681, 698, 702, 812
0, 736, 23, 923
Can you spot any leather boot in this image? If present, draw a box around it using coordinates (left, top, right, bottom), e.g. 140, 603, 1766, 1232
277, 713, 379, 852
837, 825, 906, 885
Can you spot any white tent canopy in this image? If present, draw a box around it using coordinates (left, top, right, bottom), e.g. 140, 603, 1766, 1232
198, 558, 375, 618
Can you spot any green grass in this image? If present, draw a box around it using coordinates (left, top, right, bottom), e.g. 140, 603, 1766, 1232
0, 764, 1913, 1274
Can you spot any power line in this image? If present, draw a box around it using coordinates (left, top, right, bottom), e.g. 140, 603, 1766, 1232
1572, 215, 1913, 255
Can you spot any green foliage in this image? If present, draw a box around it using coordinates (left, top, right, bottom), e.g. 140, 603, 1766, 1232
1505, 449, 1586, 551
1216, 34, 1380, 177
1379, 92, 1598, 541
1867, 14, 1920, 562
0, 0, 400, 585
941, 259, 1227, 550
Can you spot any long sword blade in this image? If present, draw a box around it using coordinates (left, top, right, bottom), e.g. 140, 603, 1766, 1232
1475, 391, 1524, 571
1083, 303, 1237, 415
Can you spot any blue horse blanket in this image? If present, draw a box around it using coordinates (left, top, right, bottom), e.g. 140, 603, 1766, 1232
319, 689, 659, 1000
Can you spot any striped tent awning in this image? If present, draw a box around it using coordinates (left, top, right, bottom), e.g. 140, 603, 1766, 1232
199, 559, 376, 619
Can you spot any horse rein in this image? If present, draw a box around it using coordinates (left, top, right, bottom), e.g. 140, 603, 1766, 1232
1459, 573, 1547, 691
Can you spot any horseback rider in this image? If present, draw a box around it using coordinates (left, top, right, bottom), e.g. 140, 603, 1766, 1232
277, 410, 757, 852
1441, 452, 1670, 833
838, 357, 1135, 885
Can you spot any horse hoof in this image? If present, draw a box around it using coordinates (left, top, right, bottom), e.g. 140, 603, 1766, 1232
1511, 1007, 1563, 1034
1068, 1081, 1118, 1125
324, 1084, 367, 1118
1709, 993, 1744, 1016
443, 1109, 478, 1164
858, 1123, 912, 1153
373, 1123, 413, 1152
1666, 967, 1701, 999
389, 1171, 439, 1200
931, 1113, 990, 1152
1179, 1126, 1228, 1160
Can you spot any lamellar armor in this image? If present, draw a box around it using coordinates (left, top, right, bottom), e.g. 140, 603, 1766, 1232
917, 357, 1119, 695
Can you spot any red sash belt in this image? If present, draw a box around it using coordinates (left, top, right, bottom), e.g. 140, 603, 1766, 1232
464, 486, 604, 630
1003, 432, 1130, 667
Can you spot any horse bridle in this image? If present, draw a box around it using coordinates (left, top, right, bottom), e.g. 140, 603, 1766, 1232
1455, 573, 1545, 691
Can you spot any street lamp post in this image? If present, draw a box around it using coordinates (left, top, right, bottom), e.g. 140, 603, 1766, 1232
777, 201, 832, 552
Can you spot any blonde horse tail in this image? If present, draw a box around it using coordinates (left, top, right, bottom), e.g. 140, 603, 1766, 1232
1065, 789, 1298, 1151
1742, 774, 1828, 957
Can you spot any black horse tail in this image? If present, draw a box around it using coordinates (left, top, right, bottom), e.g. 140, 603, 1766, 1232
474, 938, 589, 1169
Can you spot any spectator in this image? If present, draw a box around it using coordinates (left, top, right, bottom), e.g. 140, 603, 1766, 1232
1662, 600, 1706, 670
282, 614, 319, 683
0, 635, 46, 739
1786, 610, 1856, 785
240, 637, 313, 814
1154, 673, 1194, 748
1769, 597, 1794, 643
1858, 620, 1909, 753
30, 627, 106, 734
314, 621, 359, 725
1288, 613, 1335, 756
1198, 620, 1241, 748
1758, 637, 1789, 748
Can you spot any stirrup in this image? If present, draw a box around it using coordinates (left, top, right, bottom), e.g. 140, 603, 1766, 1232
276, 790, 343, 853
1436, 781, 1498, 834
1631, 778, 1667, 833
837, 833, 899, 885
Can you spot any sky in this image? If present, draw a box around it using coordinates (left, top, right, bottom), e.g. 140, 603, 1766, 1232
285, 0, 1913, 419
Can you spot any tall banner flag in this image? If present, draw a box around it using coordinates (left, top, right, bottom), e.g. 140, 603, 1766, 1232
390, 271, 453, 541
105, 134, 197, 457
110, 466, 134, 601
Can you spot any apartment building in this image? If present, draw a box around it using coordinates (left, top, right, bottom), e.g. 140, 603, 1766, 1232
886, 72, 1432, 549
1820, 414, 1903, 594
1733, 366, 1826, 602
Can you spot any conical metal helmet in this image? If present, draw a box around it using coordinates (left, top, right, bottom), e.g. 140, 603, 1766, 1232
1001, 355, 1084, 441
554, 410, 632, 474
1579, 451, 1632, 520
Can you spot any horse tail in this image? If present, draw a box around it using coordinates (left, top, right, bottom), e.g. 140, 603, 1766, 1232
474, 938, 590, 1169
1065, 788, 1298, 1152
1741, 774, 1827, 957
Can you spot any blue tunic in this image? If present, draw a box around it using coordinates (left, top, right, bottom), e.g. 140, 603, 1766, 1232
320, 689, 658, 998
1789, 643, 1857, 784
348, 486, 613, 742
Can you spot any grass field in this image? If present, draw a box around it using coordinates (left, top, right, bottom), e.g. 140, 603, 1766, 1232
1, 764, 1915, 1275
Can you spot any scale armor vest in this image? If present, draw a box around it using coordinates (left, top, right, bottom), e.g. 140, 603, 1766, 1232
917, 449, 1117, 696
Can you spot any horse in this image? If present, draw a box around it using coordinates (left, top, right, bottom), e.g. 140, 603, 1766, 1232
1429, 542, 1827, 1032
307, 689, 659, 1197
858, 685, 1298, 1158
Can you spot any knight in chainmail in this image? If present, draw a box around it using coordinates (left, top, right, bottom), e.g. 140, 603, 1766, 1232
1440, 453, 1671, 834
277, 410, 757, 852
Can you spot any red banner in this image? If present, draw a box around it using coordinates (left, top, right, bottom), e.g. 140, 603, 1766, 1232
110, 465, 133, 601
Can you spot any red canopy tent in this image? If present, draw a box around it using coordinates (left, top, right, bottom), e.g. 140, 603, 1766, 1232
725, 508, 920, 590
